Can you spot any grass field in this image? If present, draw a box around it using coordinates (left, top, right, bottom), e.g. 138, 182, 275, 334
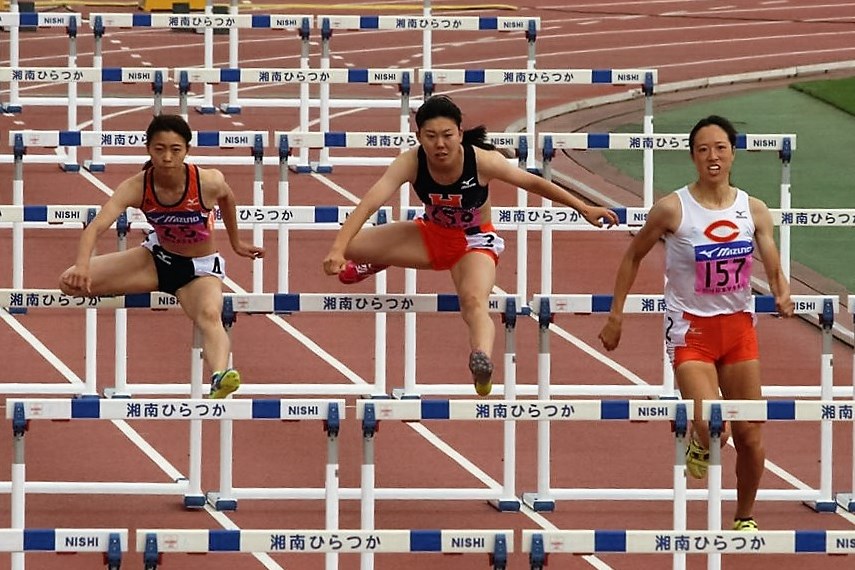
600, 80, 855, 293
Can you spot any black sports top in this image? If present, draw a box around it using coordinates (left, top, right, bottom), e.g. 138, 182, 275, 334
413, 144, 489, 230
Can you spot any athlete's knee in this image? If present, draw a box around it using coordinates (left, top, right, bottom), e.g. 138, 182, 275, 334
457, 290, 488, 315
731, 422, 763, 452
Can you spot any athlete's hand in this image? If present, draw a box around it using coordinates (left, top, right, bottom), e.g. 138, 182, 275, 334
598, 315, 623, 351
776, 295, 794, 318
60, 264, 92, 295
583, 206, 620, 228
233, 241, 265, 259
323, 250, 347, 276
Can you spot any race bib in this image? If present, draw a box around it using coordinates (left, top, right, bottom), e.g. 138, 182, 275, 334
693, 241, 753, 294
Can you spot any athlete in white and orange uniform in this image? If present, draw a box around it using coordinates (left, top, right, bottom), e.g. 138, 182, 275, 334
599, 115, 794, 531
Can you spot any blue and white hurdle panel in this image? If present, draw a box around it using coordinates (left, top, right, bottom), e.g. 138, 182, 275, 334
180, 69, 414, 171
522, 529, 855, 569
136, 528, 510, 570
5, 398, 343, 563
698, 400, 855, 570
0, 11, 80, 113
89, 12, 313, 114
0, 68, 166, 171
0, 528, 126, 570
522, 294, 840, 514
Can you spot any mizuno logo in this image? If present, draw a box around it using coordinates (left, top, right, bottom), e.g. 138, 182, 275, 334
460, 176, 476, 190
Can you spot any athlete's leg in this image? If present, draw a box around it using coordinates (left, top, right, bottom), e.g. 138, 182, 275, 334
60, 247, 158, 296
719, 359, 764, 521
175, 276, 229, 372
450, 251, 496, 354
345, 222, 433, 269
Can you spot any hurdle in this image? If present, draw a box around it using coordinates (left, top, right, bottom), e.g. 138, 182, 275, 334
88, 11, 313, 115
698, 400, 855, 569
836, 295, 855, 513
177, 70, 414, 171
0, 9, 80, 114
522, 529, 855, 569
521, 294, 840, 513
136, 528, 511, 570
0, 528, 126, 570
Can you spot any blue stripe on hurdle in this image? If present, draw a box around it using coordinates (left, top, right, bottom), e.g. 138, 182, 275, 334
24, 205, 48, 222
595, 530, 627, 552
591, 70, 613, 84
324, 132, 347, 148
591, 295, 613, 313
20, 13, 39, 27
125, 293, 153, 308
359, 16, 379, 29
437, 294, 460, 312
252, 400, 280, 419
587, 133, 610, 149
101, 68, 123, 82
59, 131, 82, 147
478, 17, 498, 30
767, 400, 796, 420
71, 399, 100, 419
220, 69, 241, 83
273, 293, 300, 313
464, 70, 485, 83
132, 14, 152, 27
23, 529, 55, 551
754, 296, 775, 313
421, 400, 450, 420
252, 15, 271, 28
348, 69, 368, 83
795, 530, 826, 553
735, 134, 747, 150
313, 205, 340, 223
195, 132, 219, 147
209, 529, 241, 552
600, 400, 629, 420
614, 207, 627, 225
410, 530, 442, 552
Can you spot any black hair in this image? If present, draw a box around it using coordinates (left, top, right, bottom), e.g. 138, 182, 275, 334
689, 115, 738, 152
415, 94, 495, 151
142, 114, 192, 170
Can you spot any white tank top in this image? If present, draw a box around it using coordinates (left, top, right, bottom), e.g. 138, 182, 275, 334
664, 186, 755, 316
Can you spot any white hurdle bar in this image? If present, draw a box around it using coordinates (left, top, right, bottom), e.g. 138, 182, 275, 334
0, 528, 126, 570
700, 400, 855, 569
523, 529, 855, 568
137, 528, 510, 570
89, 12, 313, 114
0, 11, 81, 114
522, 294, 840, 514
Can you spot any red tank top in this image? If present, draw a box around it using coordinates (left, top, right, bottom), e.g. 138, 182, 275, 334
140, 164, 214, 247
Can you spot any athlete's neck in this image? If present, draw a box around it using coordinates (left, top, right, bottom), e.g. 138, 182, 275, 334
690, 181, 735, 209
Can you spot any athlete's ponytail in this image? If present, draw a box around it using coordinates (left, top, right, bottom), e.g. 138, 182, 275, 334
462, 125, 496, 151
142, 160, 153, 171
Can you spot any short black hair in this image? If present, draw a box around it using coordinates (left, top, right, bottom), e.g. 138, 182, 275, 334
146, 114, 192, 146
689, 115, 737, 151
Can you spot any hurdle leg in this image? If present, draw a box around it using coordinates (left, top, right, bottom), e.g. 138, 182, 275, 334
808, 302, 837, 512
706, 404, 723, 570
221, 0, 241, 114
11, 405, 26, 570
672, 403, 689, 570
5, 1, 23, 113
360, 405, 377, 570
490, 307, 521, 511
197, 0, 216, 114
325, 408, 341, 570
836, 305, 855, 512
61, 22, 80, 172
184, 326, 205, 508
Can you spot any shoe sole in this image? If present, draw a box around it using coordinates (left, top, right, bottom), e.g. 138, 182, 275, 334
469, 351, 493, 397
210, 370, 241, 399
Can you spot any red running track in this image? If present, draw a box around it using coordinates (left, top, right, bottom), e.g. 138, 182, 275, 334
2, 1, 855, 568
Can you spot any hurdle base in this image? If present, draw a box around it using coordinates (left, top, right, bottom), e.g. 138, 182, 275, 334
522, 492, 555, 512
84, 161, 106, 173
206, 492, 237, 511
103, 388, 132, 399
290, 165, 314, 174
803, 499, 838, 513
488, 498, 522, 512
314, 165, 333, 174
219, 104, 242, 115
183, 494, 207, 509
61, 163, 81, 173
835, 493, 855, 513
7, 307, 27, 315
1, 104, 23, 113
195, 106, 217, 115
392, 388, 422, 400
526, 167, 542, 176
